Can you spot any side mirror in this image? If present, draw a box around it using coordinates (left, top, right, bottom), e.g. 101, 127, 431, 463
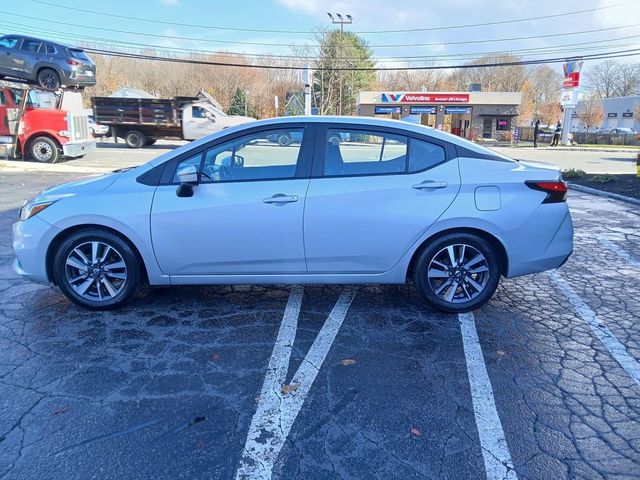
176, 165, 198, 197
205, 111, 216, 122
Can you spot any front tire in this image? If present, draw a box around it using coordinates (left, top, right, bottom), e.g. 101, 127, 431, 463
53, 229, 142, 310
413, 233, 501, 313
29, 136, 61, 163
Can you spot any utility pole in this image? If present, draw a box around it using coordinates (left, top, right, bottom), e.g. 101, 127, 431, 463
327, 12, 352, 116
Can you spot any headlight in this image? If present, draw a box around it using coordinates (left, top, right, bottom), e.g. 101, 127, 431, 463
19, 201, 56, 221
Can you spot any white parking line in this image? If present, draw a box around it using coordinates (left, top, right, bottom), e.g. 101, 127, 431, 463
236, 288, 356, 480
596, 236, 640, 271
459, 313, 518, 480
550, 271, 640, 387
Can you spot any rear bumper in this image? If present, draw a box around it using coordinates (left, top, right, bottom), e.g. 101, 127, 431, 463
506, 207, 574, 278
62, 70, 96, 87
62, 139, 96, 158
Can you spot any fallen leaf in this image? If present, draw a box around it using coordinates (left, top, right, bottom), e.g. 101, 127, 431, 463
496, 350, 506, 357
281, 383, 301, 395
52, 406, 69, 416
410, 426, 422, 437
340, 358, 357, 366
195, 439, 207, 448
210, 352, 220, 361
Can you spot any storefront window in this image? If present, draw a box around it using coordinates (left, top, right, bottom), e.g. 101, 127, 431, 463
496, 118, 510, 131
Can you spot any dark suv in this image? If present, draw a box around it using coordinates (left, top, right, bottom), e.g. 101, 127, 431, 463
0, 34, 96, 89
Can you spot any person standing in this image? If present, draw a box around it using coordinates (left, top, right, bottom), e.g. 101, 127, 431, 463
534, 120, 541, 148
551, 121, 562, 147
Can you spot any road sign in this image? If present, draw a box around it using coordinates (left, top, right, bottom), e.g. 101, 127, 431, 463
560, 89, 578, 107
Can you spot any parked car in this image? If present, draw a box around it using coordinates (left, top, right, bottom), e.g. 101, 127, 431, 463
0, 35, 96, 89
87, 115, 109, 137
606, 127, 637, 135
12, 116, 573, 312
267, 130, 350, 146
92, 95, 254, 147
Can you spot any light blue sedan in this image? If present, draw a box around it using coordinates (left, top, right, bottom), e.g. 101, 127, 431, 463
12, 116, 573, 312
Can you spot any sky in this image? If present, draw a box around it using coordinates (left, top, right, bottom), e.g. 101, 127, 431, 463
0, 0, 639, 71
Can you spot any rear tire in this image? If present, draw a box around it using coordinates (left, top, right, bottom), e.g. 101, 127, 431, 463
37, 68, 61, 89
124, 130, 145, 148
277, 134, 292, 146
53, 229, 142, 310
144, 138, 157, 146
413, 233, 501, 313
29, 136, 61, 163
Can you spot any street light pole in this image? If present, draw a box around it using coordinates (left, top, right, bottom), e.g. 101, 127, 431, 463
327, 12, 352, 116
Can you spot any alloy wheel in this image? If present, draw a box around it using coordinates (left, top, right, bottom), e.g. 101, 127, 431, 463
64, 241, 128, 302
39, 71, 58, 88
427, 243, 490, 304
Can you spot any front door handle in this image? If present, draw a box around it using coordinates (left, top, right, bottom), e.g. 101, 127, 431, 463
413, 181, 448, 190
263, 194, 298, 205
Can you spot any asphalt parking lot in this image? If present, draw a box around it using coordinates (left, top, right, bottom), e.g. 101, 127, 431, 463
1, 162, 640, 479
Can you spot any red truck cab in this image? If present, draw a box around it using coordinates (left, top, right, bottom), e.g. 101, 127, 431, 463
0, 81, 95, 163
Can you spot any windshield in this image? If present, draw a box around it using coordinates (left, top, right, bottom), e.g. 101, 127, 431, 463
9, 89, 59, 109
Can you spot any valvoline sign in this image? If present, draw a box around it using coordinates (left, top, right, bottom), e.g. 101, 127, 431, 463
381, 93, 469, 103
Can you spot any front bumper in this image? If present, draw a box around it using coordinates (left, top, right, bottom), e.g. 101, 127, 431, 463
62, 139, 96, 158
12, 216, 60, 284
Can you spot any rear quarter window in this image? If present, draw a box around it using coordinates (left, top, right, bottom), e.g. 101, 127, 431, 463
67, 49, 91, 61
408, 139, 446, 172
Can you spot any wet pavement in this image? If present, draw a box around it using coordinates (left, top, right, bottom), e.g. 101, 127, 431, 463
0, 171, 639, 479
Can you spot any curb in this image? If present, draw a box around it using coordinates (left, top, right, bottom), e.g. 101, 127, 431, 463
568, 182, 640, 207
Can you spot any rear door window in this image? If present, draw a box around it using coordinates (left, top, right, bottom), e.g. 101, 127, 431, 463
45, 43, 57, 54
323, 129, 408, 176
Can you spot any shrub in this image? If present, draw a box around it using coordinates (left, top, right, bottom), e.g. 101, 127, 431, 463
588, 174, 616, 183
562, 168, 586, 179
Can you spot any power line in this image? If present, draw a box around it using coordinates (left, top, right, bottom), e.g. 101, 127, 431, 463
22, 0, 640, 35
3, 21, 639, 68
81, 46, 640, 71
1, 9, 638, 49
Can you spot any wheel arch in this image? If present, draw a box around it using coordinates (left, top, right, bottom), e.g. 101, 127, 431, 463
45, 224, 149, 286
35, 64, 64, 83
406, 227, 509, 281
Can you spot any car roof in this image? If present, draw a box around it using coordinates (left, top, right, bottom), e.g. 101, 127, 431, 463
1, 34, 81, 51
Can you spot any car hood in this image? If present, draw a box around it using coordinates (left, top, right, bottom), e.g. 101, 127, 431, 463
31, 172, 119, 203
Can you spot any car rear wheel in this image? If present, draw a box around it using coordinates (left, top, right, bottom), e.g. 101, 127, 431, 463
277, 134, 292, 146
37, 68, 61, 89
144, 138, 157, 146
124, 130, 145, 148
53, 229, 142, 310
413, 233, 501, 313
29, 136, 61, 163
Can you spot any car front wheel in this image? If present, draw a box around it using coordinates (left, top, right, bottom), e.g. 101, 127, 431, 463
413, 233, 501, 313
53, 229, 142, 309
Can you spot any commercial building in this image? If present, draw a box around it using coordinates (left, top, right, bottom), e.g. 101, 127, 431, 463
356, 91, 522, 140
570, 95, 639, 132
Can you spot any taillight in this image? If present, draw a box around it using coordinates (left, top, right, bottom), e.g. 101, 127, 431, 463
525, 180, 568, 203
67, 59, 82, 66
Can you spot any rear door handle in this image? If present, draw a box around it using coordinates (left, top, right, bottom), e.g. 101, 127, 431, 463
413, 181, 448, 190
263, 194, 298, 205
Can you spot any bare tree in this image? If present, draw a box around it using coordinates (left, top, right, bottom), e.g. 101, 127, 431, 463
584, 60, 640, 98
